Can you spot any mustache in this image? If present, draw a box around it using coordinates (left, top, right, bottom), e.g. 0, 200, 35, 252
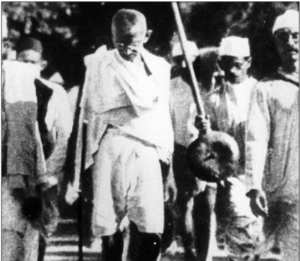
286, 47, 298, 53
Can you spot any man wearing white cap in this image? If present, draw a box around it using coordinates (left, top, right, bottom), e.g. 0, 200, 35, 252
195, 35, 262, 261
245, 9, 299, 260
171, 41, 198, 78
204, 36, 256, 173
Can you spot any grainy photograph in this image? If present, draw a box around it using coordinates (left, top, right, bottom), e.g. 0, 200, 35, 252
1, 2, 299, 261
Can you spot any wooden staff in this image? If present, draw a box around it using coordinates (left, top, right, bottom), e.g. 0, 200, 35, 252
172, 2, 240, 183
171, 2, 206, 118
78, 120, 88, 261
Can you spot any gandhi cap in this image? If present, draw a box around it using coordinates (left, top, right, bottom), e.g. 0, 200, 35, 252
219, 36, 250, 58
171, 41, 198, 58
272, 9, 299, 34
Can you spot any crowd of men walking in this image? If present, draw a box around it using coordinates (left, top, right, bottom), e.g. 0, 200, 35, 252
2, 7, 299, 261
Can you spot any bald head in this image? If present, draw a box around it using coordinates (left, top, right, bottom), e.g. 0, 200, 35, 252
112, 9, 147, 34
111, 9, 151, 61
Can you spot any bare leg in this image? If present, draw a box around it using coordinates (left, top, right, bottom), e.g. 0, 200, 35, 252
182, 196, 197, 260
193, 185, 217, 261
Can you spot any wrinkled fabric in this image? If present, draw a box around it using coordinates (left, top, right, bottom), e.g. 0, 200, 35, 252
204, 77, 257, 174
224, 218, 263, 261
2, 177, 39, 261
264, 201, 299, 261
245, 73, 299, 202
2, 69, 72, 261
2, 228, 39, 261
72, 47, 173, 190
38, 79, 73, 180
92, 128, 164, 236
71, 47, 173, 240
216, 177, 264, 261
245, 72, 299, 259
2, 61, 41, 180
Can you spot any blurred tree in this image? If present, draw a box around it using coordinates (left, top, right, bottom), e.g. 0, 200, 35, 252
2, 2, 299, 84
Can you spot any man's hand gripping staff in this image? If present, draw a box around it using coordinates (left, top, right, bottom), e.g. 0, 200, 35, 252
246, 189, 268, 218
172, 3, 240, 185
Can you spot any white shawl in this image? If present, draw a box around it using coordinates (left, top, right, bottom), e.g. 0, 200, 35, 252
72, 47, 174, 190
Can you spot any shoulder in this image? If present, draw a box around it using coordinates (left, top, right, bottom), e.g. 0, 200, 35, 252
142, 49, 171, 72
171, 76, 188, 89
38, 78, 67, 95
170, 76, 191, 98
247, 77, 258, 87
254, 73, 287, 94
38, 78, 69, 105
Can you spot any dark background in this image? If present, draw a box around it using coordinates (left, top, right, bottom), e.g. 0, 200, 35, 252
3, 2, 299, 88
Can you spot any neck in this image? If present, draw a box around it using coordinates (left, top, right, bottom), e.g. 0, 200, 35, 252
228, 76, 249, 86
281, 59, 299, 75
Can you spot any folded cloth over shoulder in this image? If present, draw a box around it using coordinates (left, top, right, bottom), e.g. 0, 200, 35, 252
70, 47, 174, 192
2, 61, 47, 184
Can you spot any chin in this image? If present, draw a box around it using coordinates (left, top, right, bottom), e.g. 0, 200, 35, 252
120, 53, 138, 62
282, 52, 299, 63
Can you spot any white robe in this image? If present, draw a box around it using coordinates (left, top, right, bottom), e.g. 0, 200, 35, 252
72, 47, 173, 235
204, 77, 257, 174
72, 47, 174, 190
245, 72, 299, 203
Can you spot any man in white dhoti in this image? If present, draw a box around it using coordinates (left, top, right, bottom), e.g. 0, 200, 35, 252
245, 10, 299, 261
66, 9, 174, 261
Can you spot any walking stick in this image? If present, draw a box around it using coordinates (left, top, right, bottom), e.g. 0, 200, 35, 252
171, 2, 206, 118
78, 120, 88, 261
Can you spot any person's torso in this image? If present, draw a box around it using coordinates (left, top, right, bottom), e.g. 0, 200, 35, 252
260, 75, 299, 203
99, 49, 174, 152
206, 77, 257, 172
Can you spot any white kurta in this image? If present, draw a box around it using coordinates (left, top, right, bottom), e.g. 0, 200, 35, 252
205, 77, 257, 174
245, 73, 299, 203
245, 72, 299, 260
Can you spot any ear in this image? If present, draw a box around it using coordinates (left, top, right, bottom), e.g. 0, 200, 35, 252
40, 60, 48, 70
246, 57, 252, 66
144, 29, 153, 44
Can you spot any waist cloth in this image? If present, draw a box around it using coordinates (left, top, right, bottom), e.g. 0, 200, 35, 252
91, 126, 164, 237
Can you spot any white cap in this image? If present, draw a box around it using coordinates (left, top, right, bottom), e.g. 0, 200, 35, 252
219, 36, 250, 57
171, 41, 198, 58
272, 9, 299, 34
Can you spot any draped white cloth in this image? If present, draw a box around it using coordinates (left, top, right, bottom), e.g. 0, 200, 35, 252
245, 72, 299, 203
2, 61, 46, 181
204, 77, 257, 174
72, 47, 174, 190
